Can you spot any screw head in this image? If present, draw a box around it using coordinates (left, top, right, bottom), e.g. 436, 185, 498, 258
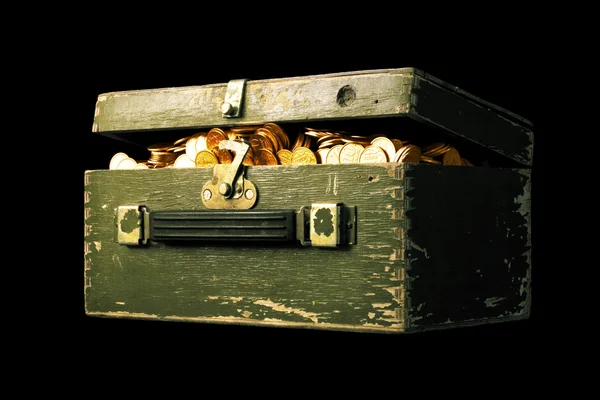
203, 189, 212, 201
245, 189, 254, 200
221, 102, 233, 115
219, 183, 232, 196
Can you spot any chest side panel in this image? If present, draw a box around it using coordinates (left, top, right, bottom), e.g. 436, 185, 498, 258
84, 164, 407, 333
402, 164, 532, 331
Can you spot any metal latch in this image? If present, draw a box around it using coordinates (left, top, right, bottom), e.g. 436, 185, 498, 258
115, 203, 357, 247
201, 139, 258, 209
220, 79, 247, 118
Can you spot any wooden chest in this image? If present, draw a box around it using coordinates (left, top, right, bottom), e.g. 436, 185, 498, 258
84, 68, 533, 334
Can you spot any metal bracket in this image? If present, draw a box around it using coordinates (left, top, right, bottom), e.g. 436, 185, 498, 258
221, 79, 247, 118
201, 140, 258, 209
115, 205, 150, 246
297, 204, 357, 247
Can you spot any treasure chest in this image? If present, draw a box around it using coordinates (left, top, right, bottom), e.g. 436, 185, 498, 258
84, 68, 533, 334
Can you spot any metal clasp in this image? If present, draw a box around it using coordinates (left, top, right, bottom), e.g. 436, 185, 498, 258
221, 79, 247, 118
201, 140, 258, 209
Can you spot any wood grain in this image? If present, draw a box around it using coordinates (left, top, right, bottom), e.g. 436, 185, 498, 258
84, 164, 407, 333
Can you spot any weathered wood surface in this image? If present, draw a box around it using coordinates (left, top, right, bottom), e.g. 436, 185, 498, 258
409, 75, 534, 166
93, 69, 415, 133
93, 67, 533, 166
84, 164, 408, 333
402, 164, 532, 332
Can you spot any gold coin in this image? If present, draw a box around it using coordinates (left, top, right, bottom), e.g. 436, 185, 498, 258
255, 128, 281, 153
339, 143, 364, 164
243, 155, 254, 166
291, 147, 317, 165
206, 128, 228, 151
422, 143, 447, 157
391, 139, 404, 151
292, 132, 305, 150
325, 144, 343, 164
255, 149, 279, 166
420, 156, 441, 165
109, 152, 130, 170
359, 145, 388, 163
173, 154, 196, 168
442, 148, 462, 166
214, 148, 233, 164
302, 135, 313, 149
249, 132, 275, 153
116, 157, 138, 169
195, 150, 219, 167
147, 142, 172, 152
134, 163, 149, 169
264, 123, 290, 150
462, 158, 474, 167
316, 148, 330, 164
230, 126, 262, 136
276, 149, 293, 166
393, 145, 421, 163
173, 136, 190, 146
318, 137, 345, 148
370, 137, 396, 162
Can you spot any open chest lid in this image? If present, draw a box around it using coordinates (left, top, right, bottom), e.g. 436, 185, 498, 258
92, 68, 534, 166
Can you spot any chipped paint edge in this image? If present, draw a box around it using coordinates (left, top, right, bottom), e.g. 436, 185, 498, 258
515, 168, 532, 316
405, 313, 530, 333
86, 311, 406, 334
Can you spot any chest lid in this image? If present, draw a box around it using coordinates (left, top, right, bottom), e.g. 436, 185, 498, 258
92, 68, 533, 166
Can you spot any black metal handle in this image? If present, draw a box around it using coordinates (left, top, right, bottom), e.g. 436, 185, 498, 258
149, 210, 297, 242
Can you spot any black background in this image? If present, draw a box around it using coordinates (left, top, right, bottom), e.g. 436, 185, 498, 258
73, 45, 547, 356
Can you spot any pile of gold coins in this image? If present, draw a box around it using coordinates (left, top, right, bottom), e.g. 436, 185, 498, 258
109, 123, 474, 169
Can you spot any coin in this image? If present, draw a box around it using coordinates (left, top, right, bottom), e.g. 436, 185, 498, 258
116, 157, 138, 169
291, 147, 317, 165
195, 150, 219, 167
264, 123, 290, 150
173, 136, 190, 146
230, 126, 261, 136
391, 139, 404, 151
318, 137, 345, 148
134, 163, 149, 169
255, 128, 281, 153
214, 148, 233, 164
206, 128, 228, 151
147, 142, 172, 152
186, 136, 199, 161
442, 148, 462, 166
276, 149, 293, 166
249, 132, 275, 153
325, 144, 343, 164
359, 145, 388, 163
461, 158, 474, 167
256, 149, 279, 166
173, 154, 196, 168
316, 148, 330, 164
292, 132, 305, 150
393, 145, 421, 163
109, 152, 130, 170
339, 143, 364, 164
370, 137, 396, 162
420, 155, 442, 165
194, 133, 207, 153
